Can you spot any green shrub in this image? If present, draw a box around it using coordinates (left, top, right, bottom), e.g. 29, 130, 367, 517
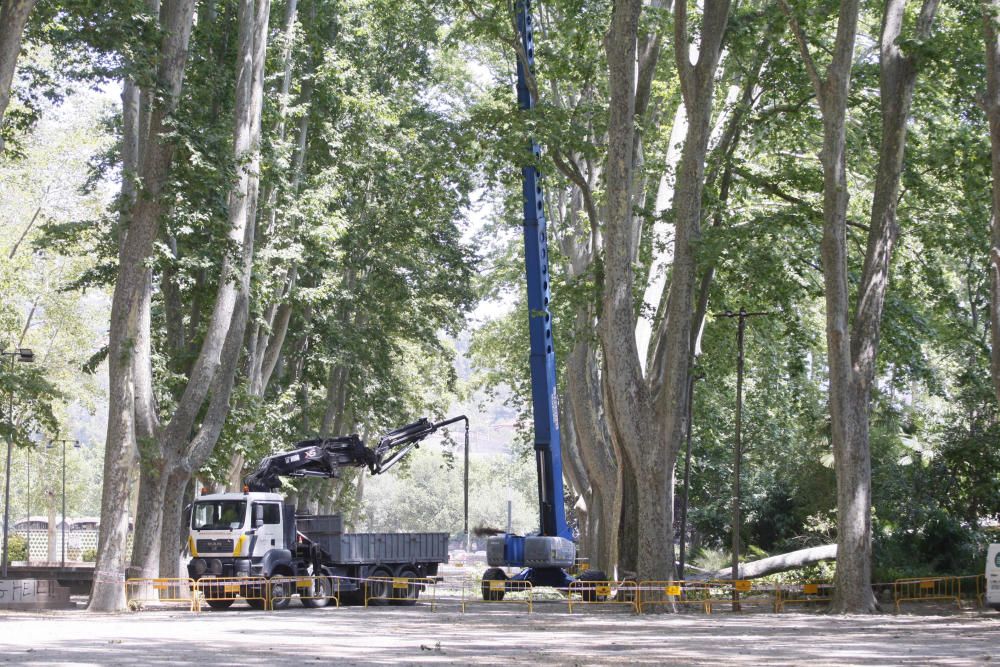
5, 534, 27, 562
82, 547, 97, 562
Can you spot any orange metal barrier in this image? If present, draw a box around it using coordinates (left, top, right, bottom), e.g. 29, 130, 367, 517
461, 577, 533, 613
567, 579, 638, 613
705, 579, 779, 613
269, 575, 341, 609
194, 576, 270, 610
638, 581, 713, 614
955, 575, 985, 608
893, 576, 961, 612
776, 581, 833, 612
364, 576, 437, 609
125, 578, 197, 612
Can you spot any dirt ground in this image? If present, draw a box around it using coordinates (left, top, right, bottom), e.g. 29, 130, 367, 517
1, 593, 998, 666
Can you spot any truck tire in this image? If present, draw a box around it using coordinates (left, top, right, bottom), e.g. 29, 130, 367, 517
365, 567, 394, 606
575, 569, 608, 602
481, 567, 508, 601
389, 567, 420, 606
301, 575, 334, 609
198, 581, 237, 610
267, 573, 293, 610
248, 571, 294, 610
205, 598, 236, 610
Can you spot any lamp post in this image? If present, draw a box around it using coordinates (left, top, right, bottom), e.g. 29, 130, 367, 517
2, 347, 35, 579
48, 438, 79, 568
718, 309, 768, 610
677, 369, 704, 581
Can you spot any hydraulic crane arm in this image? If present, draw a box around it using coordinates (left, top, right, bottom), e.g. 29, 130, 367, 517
244, 415, 468, 492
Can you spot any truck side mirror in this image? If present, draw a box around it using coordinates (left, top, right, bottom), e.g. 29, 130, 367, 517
253, 504, 264, 528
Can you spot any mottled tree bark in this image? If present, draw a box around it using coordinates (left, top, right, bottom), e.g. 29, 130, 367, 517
601, 0, 729, 582
780, 0, 937, 613
0, 0, 37, 151
90, 0, 197, 613
984, 0, 1000, 405
157, 0, 270, 579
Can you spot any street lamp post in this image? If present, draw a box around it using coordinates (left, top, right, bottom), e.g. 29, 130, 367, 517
49, 438, 79, 568
1, 347, 35, 579
25, 444, 30, 565
719, 309, 768, 611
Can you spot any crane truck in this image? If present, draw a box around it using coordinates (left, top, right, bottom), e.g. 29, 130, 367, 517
189, 0, 598, 609
478, 0, 606, 600
186, 415, 467, 610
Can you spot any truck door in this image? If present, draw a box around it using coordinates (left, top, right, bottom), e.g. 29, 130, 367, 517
252, 501, 284, 554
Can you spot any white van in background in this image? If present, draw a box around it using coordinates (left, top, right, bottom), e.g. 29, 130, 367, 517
987, 544, 1000, 611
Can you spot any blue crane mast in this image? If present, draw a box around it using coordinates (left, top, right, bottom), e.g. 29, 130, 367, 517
481, 0, 597, 595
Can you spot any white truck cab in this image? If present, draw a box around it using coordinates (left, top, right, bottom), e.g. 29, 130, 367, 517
987, 543, 1000, 611
187, 491, 293, 581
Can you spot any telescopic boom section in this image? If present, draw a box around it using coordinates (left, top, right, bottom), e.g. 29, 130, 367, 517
244, 416, 468, 492
516, 0, 572, 542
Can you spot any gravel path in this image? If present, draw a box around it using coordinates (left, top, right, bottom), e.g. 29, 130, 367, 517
1, 599, 998, 666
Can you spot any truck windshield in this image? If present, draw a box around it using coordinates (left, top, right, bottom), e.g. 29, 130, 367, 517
192, 500, 247, 530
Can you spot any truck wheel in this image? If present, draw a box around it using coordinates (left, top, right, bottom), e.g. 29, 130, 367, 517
267, 573, 293, 610
301, 576, 334, 609
389, 568, 420, 606
575, 569, 608, 602
365, 567, 393, 606
198, 581, 237, 610
481, 567, 508, 601
205, 597, 236, 610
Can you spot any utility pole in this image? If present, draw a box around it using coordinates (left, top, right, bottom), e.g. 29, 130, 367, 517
49, 438, 79, 568
678, 369, 704, 581
719, 308, 768, 610
1, 347, 34, 579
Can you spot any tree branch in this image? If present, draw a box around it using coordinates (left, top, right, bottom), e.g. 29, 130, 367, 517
777, 0, 825, 107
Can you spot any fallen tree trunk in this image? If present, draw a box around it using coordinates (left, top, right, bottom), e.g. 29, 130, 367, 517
699, 544, 838, 580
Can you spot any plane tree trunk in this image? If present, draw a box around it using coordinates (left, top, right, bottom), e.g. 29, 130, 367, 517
0, 0, 37, 151
984, 0, 1000, 405
156, 0, 270, 579
89, 0, 197, 613
779, 0, 938, 613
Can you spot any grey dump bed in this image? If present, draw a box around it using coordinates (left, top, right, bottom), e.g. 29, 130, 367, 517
297, 514, 448, 565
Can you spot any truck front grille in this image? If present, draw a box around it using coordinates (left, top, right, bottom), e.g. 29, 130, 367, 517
197, 539, 234, 554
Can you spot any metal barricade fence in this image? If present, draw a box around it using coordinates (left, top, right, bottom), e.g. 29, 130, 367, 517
194, 576, 270, 611
363, 576, 437, 609
268, 575, 340, 609
893, 576, 961, 612
461, 578, 533, 613
638, 581, 712, 614
776, 581, 833, 612
567, 580, 638, 613
125, 578, 197, 612
705, 579, 779, 613
955, 574, 985, 609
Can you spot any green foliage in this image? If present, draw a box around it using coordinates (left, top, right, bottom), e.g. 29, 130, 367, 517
5, 535, 27, 563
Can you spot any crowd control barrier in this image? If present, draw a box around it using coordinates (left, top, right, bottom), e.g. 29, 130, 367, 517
776, 581, 833, 612
267, 575, 340, 609
364, 576, 437, 609
461, 577, 533, 613
125, 578, 198, 612
704, 579, 779, 613
567, 579, 639, 613
893, 576, 961, 612
638, 581, 713, 614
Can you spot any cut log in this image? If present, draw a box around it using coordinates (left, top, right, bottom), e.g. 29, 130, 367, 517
698, 544, 837, 580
